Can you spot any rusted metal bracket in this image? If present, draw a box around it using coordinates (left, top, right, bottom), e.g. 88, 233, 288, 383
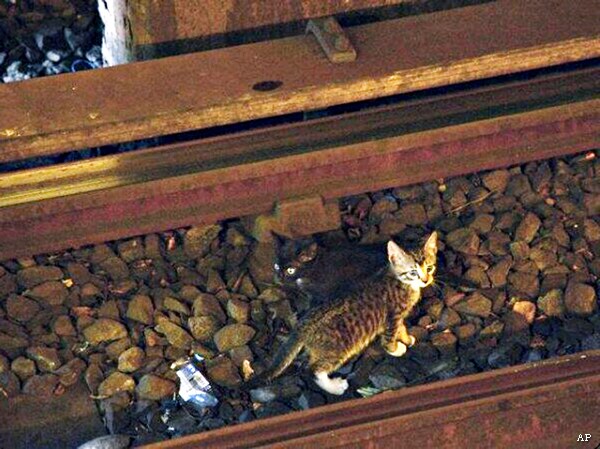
306, 16, 357, 63
245, 196, 341, 242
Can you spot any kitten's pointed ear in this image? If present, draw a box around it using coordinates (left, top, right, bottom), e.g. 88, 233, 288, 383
387, 240, 411, 266
424, 231, 438, 259
299, 242, 318, 262
271, 231, 285, 248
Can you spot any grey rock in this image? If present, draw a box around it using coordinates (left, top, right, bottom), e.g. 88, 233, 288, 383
468, 213, 495, 234
98, 300, 121, 320
455, 323, 477, 343
188, 316, 221, 343
487, 257, 512, 287
254, 401, 293, 419
584, 194, 600, 216
0, 272, 17, 298
26, 346, 62, 372
228, 345, 254, 367
369, 364, 406, 390
163, 296, 190, 315
156, 319, 193, 349
581, 333, 600, 351
508, 271, 539, 298
127, 294, 154, 325
583, 218, 600, 242
84, 364, 104, 396
0, 331, 29, 352
227, 298, 250, 323
446, 228, 480, 255
464, 266, 490, 288
482, 169, 510, 192
522, 349, 543, 364
514, 212, 541, 243
431, 332, 457, 355
437, 308, 461, 330
117, 238, 145, 262
53, 314, 77, 336
98, 372, 135, 397
23, 373, 59, 396
206, 270, 227, 294
98, 256, 130, 282
396, 203, 427, 226
6, 294, 40, 322
77, 435, 131, 449
297, 391, 326, 410
118, 347, 145, 373
257, 288, 286, 304
83, 319, 128, 345
11, 356, 36, 381
565, 282, 597, 316
213, 324, 256, 352
192, 293, 226, 323
205, 356, 241, 387
56, 358, 87, 387
17, 266, 63, 288
184, 225, 221, 259
506, 174, 532, 197
136, 374, 176, 400
250, 379, 301, 403
0, 354, 9, 374
0, 371, 21, 398
529, 247, 557, 271
370, 196, 398, 220
26, 280, 68, 306
90, 244, 114, 264
453, 292, 492, 318
537, 289, 565, 318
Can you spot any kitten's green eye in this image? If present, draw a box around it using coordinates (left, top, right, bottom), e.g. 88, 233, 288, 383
409, 269, 419, 278
286, 267, 296, 276
426, 265, 436, 274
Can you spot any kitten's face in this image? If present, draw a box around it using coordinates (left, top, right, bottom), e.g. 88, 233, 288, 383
273, 235, 318, 286
387, 232, 437, 288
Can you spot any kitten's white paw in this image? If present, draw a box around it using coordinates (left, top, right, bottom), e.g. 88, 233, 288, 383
386, 342, 407, 357
314, 372, 349, 396
407, 335, 416, 347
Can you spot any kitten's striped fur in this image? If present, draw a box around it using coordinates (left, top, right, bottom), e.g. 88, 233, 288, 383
249, 232, 438, 395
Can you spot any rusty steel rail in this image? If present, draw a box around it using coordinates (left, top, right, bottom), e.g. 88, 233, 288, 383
1, 0, 599, 162
0, 61, 599, 260
145, 350, 600, 449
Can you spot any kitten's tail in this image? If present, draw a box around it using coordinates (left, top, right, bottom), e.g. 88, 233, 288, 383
243, 332, 304, 389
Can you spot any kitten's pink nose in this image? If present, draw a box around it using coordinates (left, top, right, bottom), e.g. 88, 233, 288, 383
422, 274, 433, 286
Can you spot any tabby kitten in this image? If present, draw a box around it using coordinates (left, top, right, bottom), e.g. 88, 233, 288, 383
273, 233, 475, 305
273, 235, 388, 303
252, 232, 438, 395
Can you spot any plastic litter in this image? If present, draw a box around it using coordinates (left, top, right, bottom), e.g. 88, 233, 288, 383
171, 354, 218, 409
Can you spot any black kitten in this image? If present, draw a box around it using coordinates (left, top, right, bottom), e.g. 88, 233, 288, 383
273, 234, 388, 303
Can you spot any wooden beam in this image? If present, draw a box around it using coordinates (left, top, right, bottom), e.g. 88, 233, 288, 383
144, 351, 600, 449
100, 0, 415, 63
0, 64, 598, 260
1, 0, 599, 163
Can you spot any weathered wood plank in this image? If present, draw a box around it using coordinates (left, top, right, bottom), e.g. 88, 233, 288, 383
1, 0, 599, 163
0, 88, 597, 259
101, 0, 420, 63
1, 64, 598, 208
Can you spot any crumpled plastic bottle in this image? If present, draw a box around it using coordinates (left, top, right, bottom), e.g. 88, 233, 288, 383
171, 354, 219, 409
